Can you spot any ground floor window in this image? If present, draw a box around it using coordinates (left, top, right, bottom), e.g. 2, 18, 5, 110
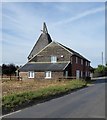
45, 71, 51, 78
81, 71, 83, 78
28, 71, 35, 78
76, 70, 80, 79
85, 71, 87, 77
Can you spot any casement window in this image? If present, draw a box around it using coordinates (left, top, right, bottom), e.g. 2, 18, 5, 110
88, 72, 90, 76
45, 71, 51, 78
81, 59, 83, 65
76, 70, 80, 79
85, 71, 87, 77
88, 62, 90, 67
86, 61, 87, 66
81, 71, 83, 77
28, 71, 35, 78
51, 56, 57, 63
76, 57, 78, 64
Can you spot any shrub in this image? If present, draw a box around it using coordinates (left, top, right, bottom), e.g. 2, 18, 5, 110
85, 77, 91, 82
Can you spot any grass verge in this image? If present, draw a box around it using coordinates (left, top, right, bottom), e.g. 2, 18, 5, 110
2, 79, 86, 114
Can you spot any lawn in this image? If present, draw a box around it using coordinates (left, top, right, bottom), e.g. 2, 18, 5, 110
2, 79, 87, 113
2, 79, 73, 96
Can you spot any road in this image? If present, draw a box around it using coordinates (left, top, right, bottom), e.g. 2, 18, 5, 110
3, 78, 106, 119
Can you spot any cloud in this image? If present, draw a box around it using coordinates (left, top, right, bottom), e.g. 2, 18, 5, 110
53, 6, 104, 26
2, 3, 105, 67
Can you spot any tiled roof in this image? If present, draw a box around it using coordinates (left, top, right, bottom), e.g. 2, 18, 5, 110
28, 23, 52, 60
57, 42, 90, 61
19, 62, 70, 72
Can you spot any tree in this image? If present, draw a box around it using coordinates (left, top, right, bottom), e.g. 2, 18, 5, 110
94, 64, 107, 77
2, 64, 17, 80
95, 65, 105, 73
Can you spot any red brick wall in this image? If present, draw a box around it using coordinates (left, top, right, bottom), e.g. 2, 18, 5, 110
71, 55, 90, 78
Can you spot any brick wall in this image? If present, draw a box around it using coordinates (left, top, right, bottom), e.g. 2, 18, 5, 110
52, 72, 63, 79
71, 55, 90, 78
30, 42, 72, 62
19, 71, 64, 80
19, 72, 30, 80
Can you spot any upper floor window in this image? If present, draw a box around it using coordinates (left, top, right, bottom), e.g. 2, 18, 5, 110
86, 61, 87, 66
51, 56, 57, 63
81, 59, 83, 65
88, 62, 90, 67
76, 57, 78, 64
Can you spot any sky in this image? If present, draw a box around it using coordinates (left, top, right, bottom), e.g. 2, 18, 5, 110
1, 2, 106, 67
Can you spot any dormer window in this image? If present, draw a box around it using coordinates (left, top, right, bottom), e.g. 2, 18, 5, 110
51, 56, 57, 63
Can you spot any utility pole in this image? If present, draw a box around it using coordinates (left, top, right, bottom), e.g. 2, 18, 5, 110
102, 52, 103, 66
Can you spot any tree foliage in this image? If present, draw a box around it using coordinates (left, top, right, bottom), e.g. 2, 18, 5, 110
2, 64, 17, 76
94, 64, 107, 77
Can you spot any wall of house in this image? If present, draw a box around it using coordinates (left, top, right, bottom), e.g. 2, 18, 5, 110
52, 72, 63, 79
30, 42, 72, 63
71, 55, 90, 78
19, 71, 63, 80
19, 72, 30, 80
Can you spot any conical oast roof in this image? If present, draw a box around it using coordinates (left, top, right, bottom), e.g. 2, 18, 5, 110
28, 22, 52, 60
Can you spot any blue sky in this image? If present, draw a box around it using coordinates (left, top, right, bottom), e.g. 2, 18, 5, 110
1, 2, 105, 67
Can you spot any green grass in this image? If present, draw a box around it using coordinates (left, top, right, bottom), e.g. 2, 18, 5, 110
2, 79, 86, 113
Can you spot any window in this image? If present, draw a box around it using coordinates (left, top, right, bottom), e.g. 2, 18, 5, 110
28, 71, 35, 78
76, 70, 80, 79
51, 56, 57, 63
85, 71, 87, 77
81, 71, 83, 77
88, 71, 90, 76
88, 62, 90, 67
45, 71, 51, 78
86, 61, 87, 66
76, 57, 78, 64
81, 59, 83, 65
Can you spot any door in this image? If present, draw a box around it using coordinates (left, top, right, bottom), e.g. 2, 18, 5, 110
76, 70, 80, 79
65, 71, 68, 78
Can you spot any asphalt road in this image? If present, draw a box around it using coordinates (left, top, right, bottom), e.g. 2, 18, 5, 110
3, 78, 106, 118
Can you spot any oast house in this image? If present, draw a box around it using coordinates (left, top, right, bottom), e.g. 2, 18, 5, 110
18, 23, 90, 80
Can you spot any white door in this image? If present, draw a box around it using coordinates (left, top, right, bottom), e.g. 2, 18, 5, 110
76, 70, 80, 79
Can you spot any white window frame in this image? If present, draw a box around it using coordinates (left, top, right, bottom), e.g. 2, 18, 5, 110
81, 59, 83, 65
85, 71, 87, 77
76, 57, 78, 64
28, 71, 35, 78
51, 56, 57, 63
88, 62, 90, 67
86, 61, 87, 66
76, 70, 80, 79
81, 71, 83, 77
45, 71, 52, 79
88, 71, 90, 76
